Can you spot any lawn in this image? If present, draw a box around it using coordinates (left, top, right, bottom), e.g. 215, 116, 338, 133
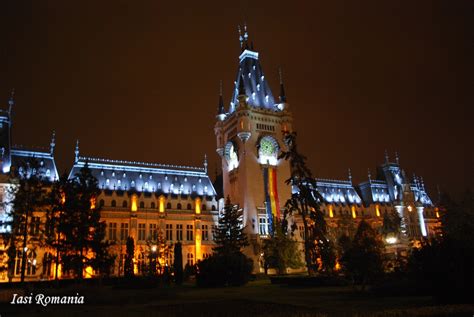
0, 278, 472, 316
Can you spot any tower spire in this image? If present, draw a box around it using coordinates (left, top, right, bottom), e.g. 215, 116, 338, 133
8, 88, 15, 115
75, 139, 80, 163
278, 67, 287, 103
384, 149, 389, 163
50, 130, 56, 155
395, 151, 400, 165
217, 80, 225, 116
348, 168, 352, 184
204, 154, 208, 174
368, 168, 372, 182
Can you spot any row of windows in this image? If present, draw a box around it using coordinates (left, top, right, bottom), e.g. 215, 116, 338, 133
108, 223, 212, 242
99, 199, 216, 211
256, 123, 275, 132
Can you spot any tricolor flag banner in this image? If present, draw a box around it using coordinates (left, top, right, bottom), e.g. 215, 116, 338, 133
263, 166, 281, 235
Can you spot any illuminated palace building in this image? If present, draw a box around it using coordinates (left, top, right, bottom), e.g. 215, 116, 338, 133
0, 29, 440, 281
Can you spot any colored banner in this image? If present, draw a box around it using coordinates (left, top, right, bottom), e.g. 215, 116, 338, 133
263, 167, 281, 235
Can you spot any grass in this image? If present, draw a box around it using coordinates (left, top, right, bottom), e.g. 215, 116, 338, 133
0, 278, 472, 316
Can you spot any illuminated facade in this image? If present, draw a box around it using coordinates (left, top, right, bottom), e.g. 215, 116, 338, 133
0, 27, 441, 280
215, 27, 440, 270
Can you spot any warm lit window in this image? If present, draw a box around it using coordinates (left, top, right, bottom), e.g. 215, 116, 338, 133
120, 223, 129, 241
187, 253, 194, 266
202, 225, 209, 241
138, 223, 146, 241
166, 224, 173, 241
186, 224, 194, 241
149, 224, 157, 240
176, 224, 183, 241
108, 222, 117, 240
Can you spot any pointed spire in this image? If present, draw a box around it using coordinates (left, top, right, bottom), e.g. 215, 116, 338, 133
384, 149, 389, 163
278, 67, 287, 103
420, 176, 425, 191
75, 139, 80, 163
238, 74, 246, 96
8, 88, 15, 114
348, 168, 352, 184
204, 154, 208, 174
243, 22, 249, 48
368, 168, 372, 182
217, 80, 225, 115
395, 151, 400, 165
50, 130, 56, 155
238, 25, 243, 48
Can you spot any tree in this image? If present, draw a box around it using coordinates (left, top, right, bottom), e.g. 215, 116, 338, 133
409, 190, 474, 303
2, 158, 47, 283
279, 131, 330, 275
340, 220, 384, 289
262, 220, 303, 275
59, 163, 111, 279
212, 197, 249, 256
124, 237, 135, 278
196, 198, 253, 287
173, 242, 183, 284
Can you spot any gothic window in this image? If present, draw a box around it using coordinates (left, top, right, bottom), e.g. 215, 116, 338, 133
111, 200, 116, 207
139, 201, 145, 209
186, 225, 193, 241
211, 205, 216, 211
177, 203, 182, 210
202, 204, 207, 211
99, 199, 105, 207
151, 202, 156, 209
187, 203, 192, 210
187, 253, 194, 266
167, 202, 172, 209
122, 200, 128, 208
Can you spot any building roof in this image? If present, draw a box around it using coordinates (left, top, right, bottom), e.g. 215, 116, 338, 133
69, 156, 217, 197
10, 147, 59, 182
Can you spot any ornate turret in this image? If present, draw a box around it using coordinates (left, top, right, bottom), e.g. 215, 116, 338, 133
75, 140, 80, 163
50, 131, 56, 155
216, 80, 226, 121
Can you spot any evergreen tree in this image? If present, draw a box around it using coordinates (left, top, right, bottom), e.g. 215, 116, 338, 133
262, 220, 303, 275
2, 158, 47, 283
279, 131, 331, 275
124, 236, 135, 278
340, 220, 384, 289
173, 242, 183, 284
59, 163, 111, 279
212, 197, 249, 256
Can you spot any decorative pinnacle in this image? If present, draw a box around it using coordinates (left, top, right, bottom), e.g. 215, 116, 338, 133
395, 151, 400, 164
384, 149, 389, 163
204, 154, 208, 173
348, 168, 352, 184
75, 139, 80, 163
217, 80, 225, 115
8, 88, 15, 114
278, 67, 287, 103
368, 168, 372, 182
50, 130, 56, 155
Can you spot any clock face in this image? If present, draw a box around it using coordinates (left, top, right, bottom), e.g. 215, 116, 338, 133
260, 137, 276, 156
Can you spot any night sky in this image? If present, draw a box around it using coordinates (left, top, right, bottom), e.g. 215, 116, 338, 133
0, 1, 472, 199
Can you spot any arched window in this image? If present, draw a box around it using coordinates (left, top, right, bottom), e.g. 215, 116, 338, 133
177, 203, 182, 210
122, 200, 128, 208
99, 199, 105, 207
211, 205, 216, 211
187, 203, 192, 210
111, 200, 116, 207
202, 204, 207, 211
151, 202, 156, 209
166, 202, 172, 209
139, 201, 145, 209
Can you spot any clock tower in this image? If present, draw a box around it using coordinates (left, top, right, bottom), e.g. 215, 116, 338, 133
214, 26, 293, 262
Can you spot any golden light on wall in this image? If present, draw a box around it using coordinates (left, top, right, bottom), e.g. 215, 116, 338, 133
195, 228, 202, 261
407, 205, 413, 212
351, 205, 356, 219
195, 198, 201, 214
131, 194, 138, 212
375, 204, 381, 217
90, 197, 96, 210
329, 205, 334, 218
60, 192, 66, 205
159, 195, 165, 213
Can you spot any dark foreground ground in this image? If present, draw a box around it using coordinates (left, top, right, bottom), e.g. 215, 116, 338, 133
0, 279, 472, 317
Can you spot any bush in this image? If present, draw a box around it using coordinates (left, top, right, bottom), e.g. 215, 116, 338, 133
196, 253, 253, 287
